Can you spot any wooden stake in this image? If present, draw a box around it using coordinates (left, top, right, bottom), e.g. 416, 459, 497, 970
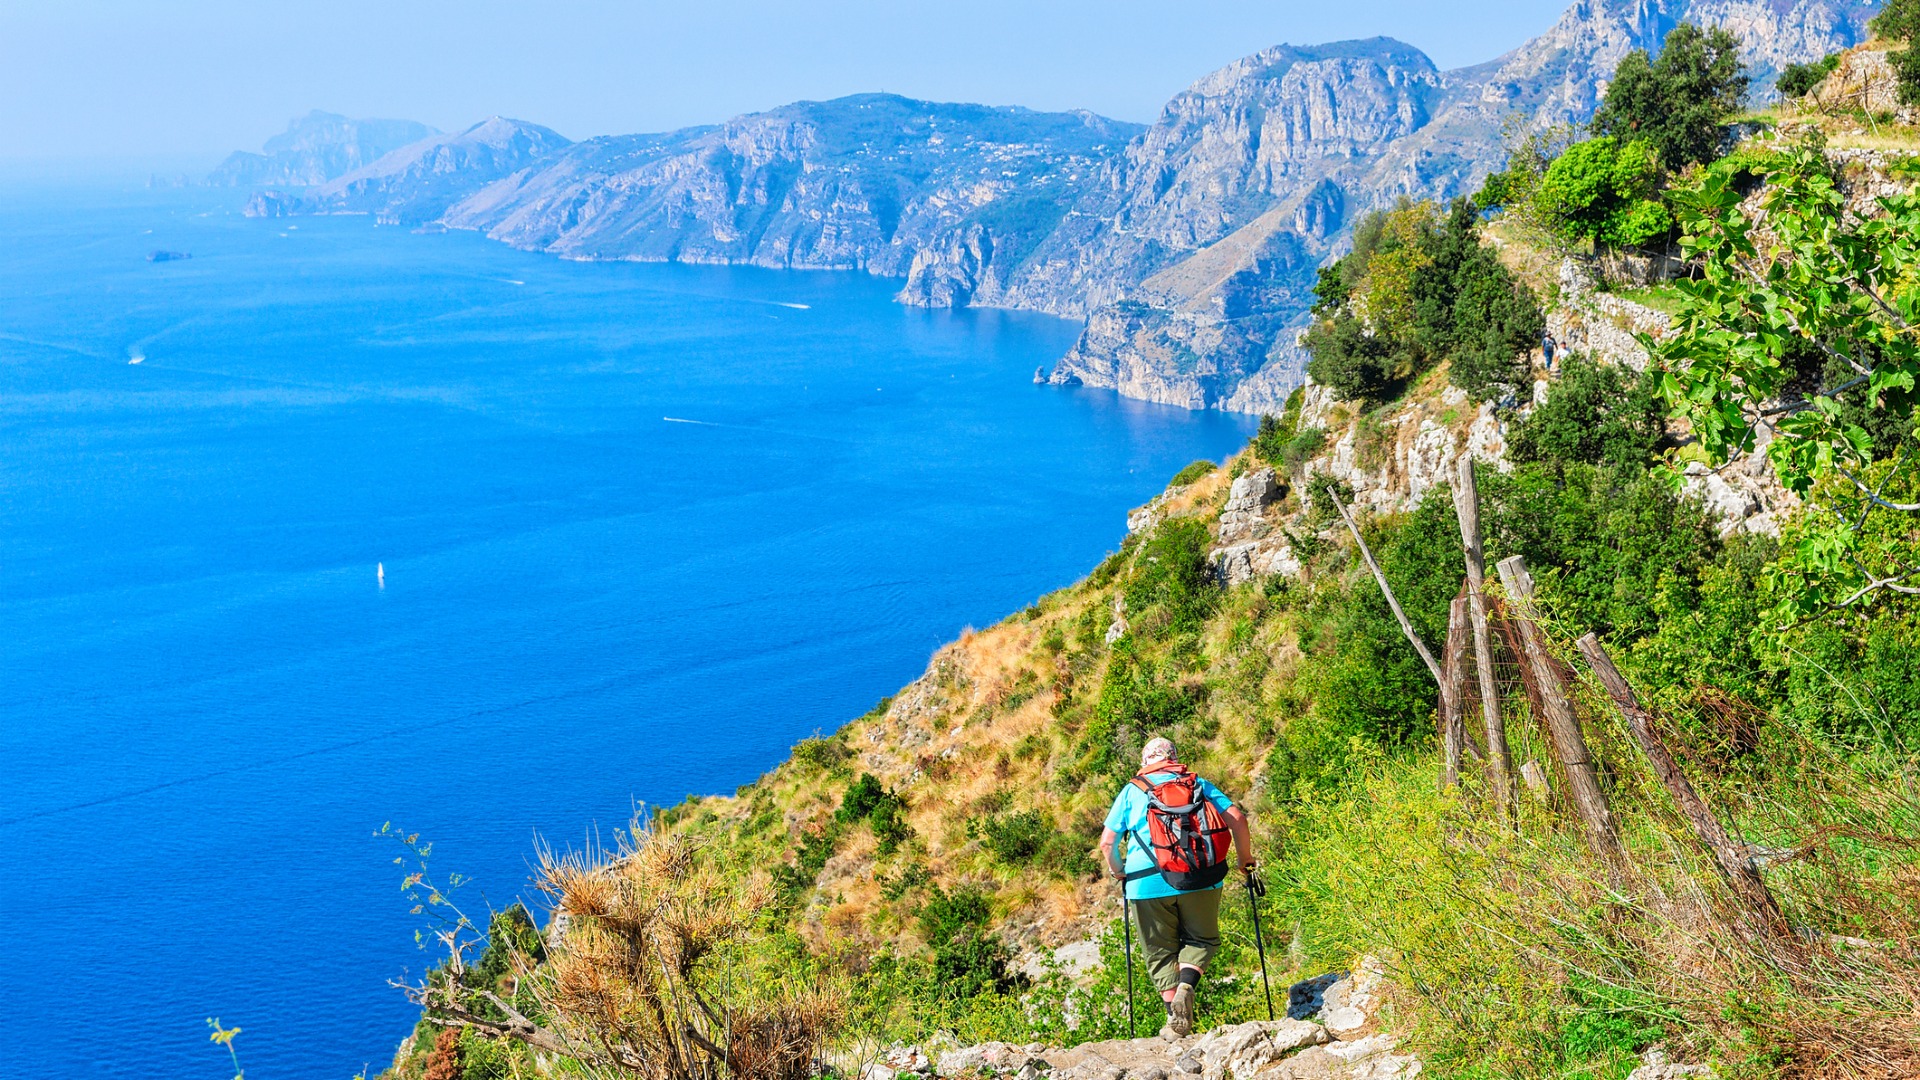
1575, 633, 1785, 934
1441, 595, 1471, 788
1327, 489, 1465, 781
1496, 555, 1618, 859
1452, 456, 1512, 818
1329, 490, 1447, 688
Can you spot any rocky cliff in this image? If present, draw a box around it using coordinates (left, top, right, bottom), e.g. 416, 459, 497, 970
1028, 0, 1878, 412
209, 110, 438, 187
440, 95, 1140, 283
230, 0, 1880, 410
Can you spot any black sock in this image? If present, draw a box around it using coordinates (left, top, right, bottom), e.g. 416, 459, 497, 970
1177, 968, 1201, 989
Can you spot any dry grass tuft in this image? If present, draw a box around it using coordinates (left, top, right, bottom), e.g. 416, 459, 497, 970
527, 826, 842, 1080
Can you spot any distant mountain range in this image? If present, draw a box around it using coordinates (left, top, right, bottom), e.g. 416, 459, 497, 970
210, 110, 439, 188
220, 0, 1881, 413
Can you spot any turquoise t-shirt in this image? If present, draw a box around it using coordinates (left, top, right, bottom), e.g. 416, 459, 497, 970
1105, 771, 1234, 900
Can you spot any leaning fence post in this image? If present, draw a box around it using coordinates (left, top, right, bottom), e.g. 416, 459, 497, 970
1496, 555, 1619, 859
1328, 489, 1454, 723
1574, 633, 1785, 935
1452, 456, 1512, 819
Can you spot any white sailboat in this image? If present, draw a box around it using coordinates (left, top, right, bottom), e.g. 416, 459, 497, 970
377, 562, 385, 588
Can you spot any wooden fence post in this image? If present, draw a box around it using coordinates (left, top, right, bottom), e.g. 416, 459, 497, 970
1452, 456, 1512, 818
1496, 555, 1619, 859
1441, 595, 1471, 788
1575, 633, 1785, 934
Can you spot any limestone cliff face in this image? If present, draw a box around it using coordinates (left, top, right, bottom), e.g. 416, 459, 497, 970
1024, 39, 1468, 411
440, 95, 1140, 280
1033, 1, 1878, 411
208, 110, 438, 188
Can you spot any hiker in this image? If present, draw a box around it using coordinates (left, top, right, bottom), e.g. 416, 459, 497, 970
1101, 737, 1255, 1040
1541, 332, 1558, 372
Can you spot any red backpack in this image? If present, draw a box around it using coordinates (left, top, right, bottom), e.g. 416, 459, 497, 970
1124, 765, 1233, 891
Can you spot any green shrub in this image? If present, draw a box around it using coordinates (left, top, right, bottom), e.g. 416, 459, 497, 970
456, 1028, 517, 1080
1483, 462, 1719, 641
1082, 639, 1202, 780
1304, 307, 1414, 403
1776, 52, 1841, 98
1509, 355, 1665, 468
792, 731, 851, 771
1873, 0, 1920, 106
968, 810, 1097, 877
1445, 247, 1545, 402
1250, 413, 1292, 467
469, 905, 546, 995
1170, 459, 1216, 486
1281, 427, 1328, 473
1536, 137, 1672, 249
1250, 394, 1325, 474
840, 773, 912, 855
1125, 517, 1220, 635
1559, 977, 1678, 1066
880, 861, 932, 901
1591, 22, 1749, 170
1306, 198, 1540, 404
918, 887, 1020, 998
774, 824, 843, 901
970, 809, 1053, 863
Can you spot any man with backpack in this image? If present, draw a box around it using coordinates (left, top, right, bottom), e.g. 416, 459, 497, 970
1100, 737, 1255, 1039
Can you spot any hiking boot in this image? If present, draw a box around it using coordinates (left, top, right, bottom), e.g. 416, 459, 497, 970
1167, 984, 1195, 1038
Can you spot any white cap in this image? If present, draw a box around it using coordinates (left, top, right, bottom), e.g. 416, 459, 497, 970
1141, 737, 1176, 767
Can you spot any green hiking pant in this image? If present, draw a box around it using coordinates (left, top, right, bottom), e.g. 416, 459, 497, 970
1129, 888, 1221, 992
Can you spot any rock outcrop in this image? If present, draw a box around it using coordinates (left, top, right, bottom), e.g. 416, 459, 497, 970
1212, 468, 1299, 586
1545, 259, 1673, 372
1807, 46, 1914, 119
209, 110, 438, 188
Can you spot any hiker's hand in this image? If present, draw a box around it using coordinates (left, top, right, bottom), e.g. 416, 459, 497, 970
1240, 857, 1258, 872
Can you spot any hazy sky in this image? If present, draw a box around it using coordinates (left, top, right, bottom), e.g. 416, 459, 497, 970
1, 0, 1575, 163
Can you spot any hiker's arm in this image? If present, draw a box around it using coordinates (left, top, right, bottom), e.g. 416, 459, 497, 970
1224, 805, 1255, 869
1100, 826, 1125, 879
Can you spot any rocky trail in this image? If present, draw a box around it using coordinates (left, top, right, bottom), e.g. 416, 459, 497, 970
855, 961, 1711, 1080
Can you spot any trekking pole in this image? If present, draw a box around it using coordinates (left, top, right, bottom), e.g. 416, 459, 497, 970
1120, 882, 1135, 1037
1244, 865, 1275, 1021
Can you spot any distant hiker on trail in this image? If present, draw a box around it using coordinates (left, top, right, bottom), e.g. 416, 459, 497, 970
1542, 332, 1558, 373
1101, 737, 1254, 1040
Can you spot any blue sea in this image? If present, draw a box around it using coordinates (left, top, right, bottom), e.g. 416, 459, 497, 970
0, 178, 1253, 1078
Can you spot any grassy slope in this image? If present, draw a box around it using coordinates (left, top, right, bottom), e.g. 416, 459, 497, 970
663, 465, 1251, 959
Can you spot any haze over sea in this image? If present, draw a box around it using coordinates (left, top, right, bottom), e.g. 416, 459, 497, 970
0, 179, 1253, 1078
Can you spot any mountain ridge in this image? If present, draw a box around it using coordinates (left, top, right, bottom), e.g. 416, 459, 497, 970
228, 0, 1882, 411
